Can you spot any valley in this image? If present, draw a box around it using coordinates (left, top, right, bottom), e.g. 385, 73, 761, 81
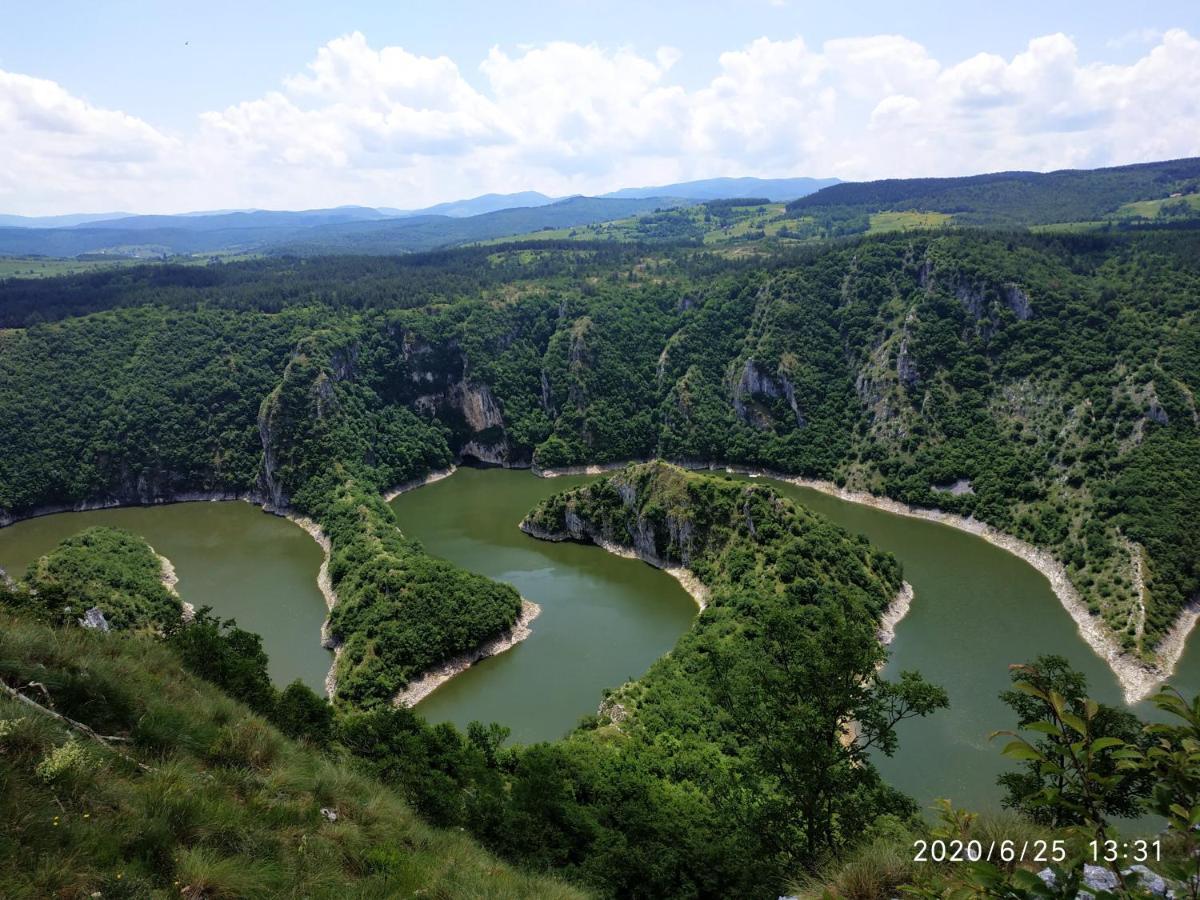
2, 161, 1199, 897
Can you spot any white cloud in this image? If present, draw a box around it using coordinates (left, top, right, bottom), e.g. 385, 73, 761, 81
2, 28, 1199, 214
0, 69, 179, 212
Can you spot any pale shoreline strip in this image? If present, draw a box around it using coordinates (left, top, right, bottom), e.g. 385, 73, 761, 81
394, 599, 542, 708
382, 466, 457, 502
591, 537, 709, 612
535, 460, 1175, 704
152, 547, 193, 622
878, 581, 914, 646
276, 511, 341, 699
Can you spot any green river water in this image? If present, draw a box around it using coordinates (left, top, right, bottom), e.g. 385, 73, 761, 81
0, 501, 331, 694
2, 468, 1198, 811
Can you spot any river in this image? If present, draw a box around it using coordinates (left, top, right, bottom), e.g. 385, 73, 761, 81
0, 501, 331, 693
2, 469, 1198, 811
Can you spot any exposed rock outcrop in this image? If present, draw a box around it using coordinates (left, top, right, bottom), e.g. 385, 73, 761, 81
79, 607, 110, 631
731, 359, 805, 428
449, 381, 505, 432
1004, 283, 1033, 320
896, 337, 920, 389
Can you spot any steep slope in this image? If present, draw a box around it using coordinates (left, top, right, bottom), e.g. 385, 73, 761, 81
0, 608, 583, 899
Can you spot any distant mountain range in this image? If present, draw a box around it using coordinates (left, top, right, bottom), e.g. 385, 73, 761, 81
0, 175, 837, 258
603, 176, 840, 202
0, 196, 691, 258
381, 191, 557, 218
10, 159, 1196, 260
0, 212, 135, 229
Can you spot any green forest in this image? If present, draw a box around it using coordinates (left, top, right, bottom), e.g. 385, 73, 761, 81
2, 227, 1196, 662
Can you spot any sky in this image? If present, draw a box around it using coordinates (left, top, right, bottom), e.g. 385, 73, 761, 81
2, 0, 1199, 215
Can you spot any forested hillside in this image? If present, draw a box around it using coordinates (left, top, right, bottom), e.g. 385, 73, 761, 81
786, 156, 1200, 228
1, 227, 1197, 686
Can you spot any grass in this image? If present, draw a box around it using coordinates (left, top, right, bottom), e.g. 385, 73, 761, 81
0, 610, 586, 899
0, 256, 145, 279
1114, 192, 1200, 219
477, 201, 800, 247
866, 210, 954, 234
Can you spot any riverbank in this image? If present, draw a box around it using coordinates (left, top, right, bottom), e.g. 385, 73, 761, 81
878, 581, 914, 646
762, 472, 1166, 704
394, 598, 542, 707
382, 466, 457, 501
591, 537, 709, 612
0, 489, 260, 529
274, 511, 341, 698
152, 547, 194, 621
517, 517, 709, 612
531, 459, 1174, 704
0, 490, 346, 696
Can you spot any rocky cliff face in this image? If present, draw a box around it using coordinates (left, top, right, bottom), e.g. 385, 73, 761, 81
731, 358, 805, 429
521, 463, 716, 571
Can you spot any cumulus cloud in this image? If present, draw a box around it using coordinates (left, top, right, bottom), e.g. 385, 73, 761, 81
0, 69, 178, 212
2, 28, 1199, 213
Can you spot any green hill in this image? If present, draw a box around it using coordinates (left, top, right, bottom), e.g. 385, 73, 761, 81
786, 156, 1200, 228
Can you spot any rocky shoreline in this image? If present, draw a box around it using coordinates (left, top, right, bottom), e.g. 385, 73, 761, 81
152, 547, 193, 621
592, 536, 710, 611
878, 581, 915, 646
0, 489, 260, 529
529, 521, 710, 611
393, 598, 542, 707
274, 511, 341, 699
382, 466, 457, 502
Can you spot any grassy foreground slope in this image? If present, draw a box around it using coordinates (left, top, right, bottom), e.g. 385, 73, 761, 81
0, 606, 583, 899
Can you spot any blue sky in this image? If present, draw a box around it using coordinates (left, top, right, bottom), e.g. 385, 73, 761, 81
2, 1, 1198, 213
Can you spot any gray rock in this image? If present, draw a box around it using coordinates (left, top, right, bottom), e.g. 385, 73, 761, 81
79, 607, 110, 632
1083, 863, 1119, 893
1125, 864, 1167, 896
1005, 284, 1034, 320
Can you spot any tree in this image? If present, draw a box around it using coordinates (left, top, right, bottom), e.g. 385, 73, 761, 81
272, 680, 334, 746
995, 655, 1151, 826
705, 599, 948, 869
163, 607, 276, 716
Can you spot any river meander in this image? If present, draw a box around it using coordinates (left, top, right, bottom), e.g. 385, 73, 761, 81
2, 468, 1199, 811
0, 501, 331, 694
